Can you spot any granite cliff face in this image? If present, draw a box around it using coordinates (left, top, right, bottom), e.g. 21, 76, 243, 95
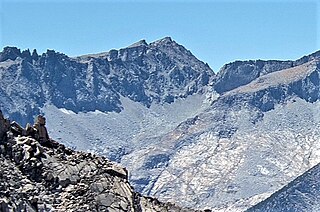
0, 113, 195, 212
0, 37, 214, 126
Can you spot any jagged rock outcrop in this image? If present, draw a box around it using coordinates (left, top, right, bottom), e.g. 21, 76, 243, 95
33, 115, 49, 144
0, 113, 197, 212
0, 110, 10, 140
0, 47, 23, 62
0, 37, 214, 126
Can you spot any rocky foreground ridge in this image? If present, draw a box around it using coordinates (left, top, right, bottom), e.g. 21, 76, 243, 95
0, 112, 196, 212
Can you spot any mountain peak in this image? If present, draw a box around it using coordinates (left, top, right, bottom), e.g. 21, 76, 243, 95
0, 37, 215, 126
151, 36, 174, 46
159, 36, 173, 42
0, 46, 22, 62
128, 39, 148, 48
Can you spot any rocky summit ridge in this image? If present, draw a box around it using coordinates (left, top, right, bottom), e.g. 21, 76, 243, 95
0, 37, 214, 126
214, 50, 320, 94
0, 111, 197, 212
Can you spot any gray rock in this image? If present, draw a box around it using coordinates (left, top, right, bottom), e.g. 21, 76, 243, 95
0, 47, 22, 62
0, 114, 194, 211
247, 163, 320, 212
214, 51, 320, 94
0, 37, 214, 126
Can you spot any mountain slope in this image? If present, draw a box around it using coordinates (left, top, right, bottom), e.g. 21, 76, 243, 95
126, 53, 320, 211
247, 163, 320, 212
0, 113, 195, 212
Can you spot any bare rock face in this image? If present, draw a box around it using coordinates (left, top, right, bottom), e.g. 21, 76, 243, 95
0, 47, 22, 62
219, 58, 320, 112
0, 116, 197, 212
0, 110, 10, 140
33, 115, 49, 144
0, 37, 214, 126
214, 50, 320, 94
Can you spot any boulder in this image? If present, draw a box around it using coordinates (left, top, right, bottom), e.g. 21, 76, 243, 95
0, 110, 10, 141
33, 115, 49, 144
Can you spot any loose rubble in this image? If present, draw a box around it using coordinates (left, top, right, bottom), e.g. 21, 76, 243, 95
0, 113, 199, 212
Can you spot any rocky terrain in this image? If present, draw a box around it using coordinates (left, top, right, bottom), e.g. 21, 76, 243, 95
0, 112, 195, 212
141, 55, 320, 211
1, 37, 320, 211
214, 50, 320, 94
247, 163, 320, 212
0, 37, 214, 126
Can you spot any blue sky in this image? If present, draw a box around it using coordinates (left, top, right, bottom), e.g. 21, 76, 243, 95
0, 0, 319, 72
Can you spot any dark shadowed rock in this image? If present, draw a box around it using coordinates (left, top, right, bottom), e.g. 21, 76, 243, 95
0, 47, 22, 62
